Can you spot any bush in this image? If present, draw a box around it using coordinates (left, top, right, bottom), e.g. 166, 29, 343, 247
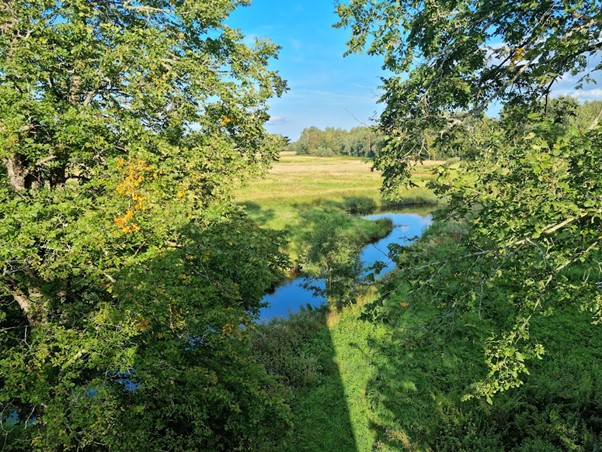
342, 196, 377, 215
251, 307, 333, 388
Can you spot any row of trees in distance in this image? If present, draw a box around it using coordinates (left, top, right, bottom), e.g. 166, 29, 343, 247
290, 99, 601, 160
289, 125, 384, 157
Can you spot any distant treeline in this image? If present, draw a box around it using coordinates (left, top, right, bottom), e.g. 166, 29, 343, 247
289, 126, 384, 157
290, 99, 602, 160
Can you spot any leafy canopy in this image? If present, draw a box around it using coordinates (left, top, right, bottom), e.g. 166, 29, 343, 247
1, 0, 292, 449
337, 0, 602, 400
337, 0, 601, 189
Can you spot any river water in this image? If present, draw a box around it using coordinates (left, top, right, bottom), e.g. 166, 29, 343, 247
259, 211, 432, 321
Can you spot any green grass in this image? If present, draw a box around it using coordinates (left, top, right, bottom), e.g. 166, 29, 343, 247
243, 153, 602, 450
236, 152, 438, 232
236, 153, 438, 262
251, 218, 602, 451
252, 302, 382, 452
242, 153, 440, 450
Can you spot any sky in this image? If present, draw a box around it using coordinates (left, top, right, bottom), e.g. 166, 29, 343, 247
228, 0, 386, 141
228, 1, 602, 141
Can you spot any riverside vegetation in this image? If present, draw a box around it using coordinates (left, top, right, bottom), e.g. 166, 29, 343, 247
249, 218, 602, 450
236, 153, 439, 450
236, 152, 438, 261
241, 151, 602, 450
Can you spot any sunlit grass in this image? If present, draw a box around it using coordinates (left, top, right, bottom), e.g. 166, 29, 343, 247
236, 152, 439, 231
243, 153, 441, 449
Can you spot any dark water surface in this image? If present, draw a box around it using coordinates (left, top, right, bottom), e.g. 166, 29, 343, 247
259, 212, 432, 321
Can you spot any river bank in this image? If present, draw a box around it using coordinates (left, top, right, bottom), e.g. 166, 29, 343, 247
235, 153, 438, 261
251, 217, 602, 450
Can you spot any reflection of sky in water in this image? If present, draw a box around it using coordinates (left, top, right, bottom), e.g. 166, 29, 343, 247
5, 213, 432, 417
360, 213, 432, 275
260, 278, 327, 320
259, 212, 432, 321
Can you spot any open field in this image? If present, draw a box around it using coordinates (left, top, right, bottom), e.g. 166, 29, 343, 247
236, 152, 439, 231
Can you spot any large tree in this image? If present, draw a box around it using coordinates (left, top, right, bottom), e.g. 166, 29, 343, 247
0, 0, 291, 449
337, 0, 601, 399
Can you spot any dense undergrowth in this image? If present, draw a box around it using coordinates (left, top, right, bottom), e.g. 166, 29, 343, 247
251, 217, 602, 451
364, 218, 602, 450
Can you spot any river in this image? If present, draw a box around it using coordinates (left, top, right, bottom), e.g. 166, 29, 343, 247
259, 211, 432, 321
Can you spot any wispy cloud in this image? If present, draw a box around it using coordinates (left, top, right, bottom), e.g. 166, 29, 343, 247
551, 54, 602, 101
551, 88, 602, 101
267, 115, 289, 125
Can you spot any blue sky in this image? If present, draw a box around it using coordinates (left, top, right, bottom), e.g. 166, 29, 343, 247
228, 1, 386, 141
228, 1, 602, 141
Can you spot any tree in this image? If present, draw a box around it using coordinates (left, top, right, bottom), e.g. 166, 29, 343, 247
336, 0, 602, 399
337, 0, 601, 191
290, 125, 384, 157
572, 100, 602, 132
0, 1, 291, 449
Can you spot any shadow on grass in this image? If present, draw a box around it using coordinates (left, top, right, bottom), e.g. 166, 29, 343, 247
289, 196, 438, 216
363, 301, 602, 449
239, 201, 276, 224
251, 306, 358, 451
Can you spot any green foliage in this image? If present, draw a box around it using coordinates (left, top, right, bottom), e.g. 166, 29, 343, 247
0, 1, 292, 449
337, 0, 602, 399
252, 307, 332, 389
361, 220, 602, 449
250, 306, 358, 452
299, 207, 392, 309
336, 0, 601, 188
290, 125, 384, 157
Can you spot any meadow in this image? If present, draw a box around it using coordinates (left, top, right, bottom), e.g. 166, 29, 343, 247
243, 153, 602, 451
241, 153, 441, 450
236, 152, 438, 264
236, 152, 438, 231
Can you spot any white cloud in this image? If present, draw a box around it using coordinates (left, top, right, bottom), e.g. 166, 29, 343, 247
551, 88, 602, 101
267, 115, 288, 125
548, 52, 601, 100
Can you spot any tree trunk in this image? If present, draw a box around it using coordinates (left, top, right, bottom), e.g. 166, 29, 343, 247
5, 155, 30, 190
9, 286, 44, 327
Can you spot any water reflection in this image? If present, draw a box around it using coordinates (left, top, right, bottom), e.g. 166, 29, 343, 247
259, 212, 432, 321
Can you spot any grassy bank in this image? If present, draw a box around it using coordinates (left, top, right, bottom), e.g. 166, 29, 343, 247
236, 152, 438, 231
251, 300, 383, 452
252, 219, 602, 450
241, 153, 439, 449
236, 153, 438, 261
242, 153, 602, 449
